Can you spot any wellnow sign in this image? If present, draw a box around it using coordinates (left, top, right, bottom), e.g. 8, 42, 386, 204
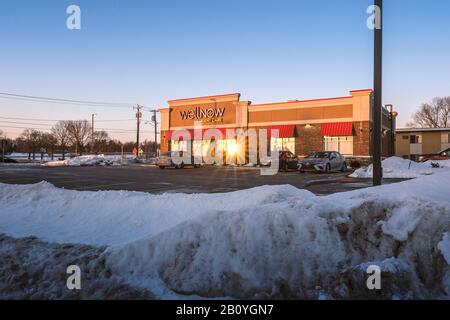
180, 107, 226, 121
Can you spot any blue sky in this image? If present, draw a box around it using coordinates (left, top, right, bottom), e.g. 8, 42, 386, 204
1, 0, 450, 140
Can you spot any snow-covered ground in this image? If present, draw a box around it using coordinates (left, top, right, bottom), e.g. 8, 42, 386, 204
45, 154, 135, 167
0, 171, 449, 299
350, 157, 449, 179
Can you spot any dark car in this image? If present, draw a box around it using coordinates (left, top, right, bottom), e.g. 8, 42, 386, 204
418, 148, 450, 162
278, 151, 300, 171
260, 151, 299, 171
0, 157, 18, 163
299, 151, 347, 173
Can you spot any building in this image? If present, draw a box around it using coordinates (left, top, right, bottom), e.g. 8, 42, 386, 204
159, 90, 394, 163
395, 128, 450, 160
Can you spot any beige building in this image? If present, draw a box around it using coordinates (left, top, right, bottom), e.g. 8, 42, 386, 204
396, 128, 450, 160
159, 90, 394, 163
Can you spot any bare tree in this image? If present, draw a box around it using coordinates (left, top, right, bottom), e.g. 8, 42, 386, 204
19, 129, 41, 160
39, 132, 57, 160
66, 120, 91, 155
407, 97, 450, 128
0, 129, 5, 158
51, 121, 70, 160
92, 130, 109, 153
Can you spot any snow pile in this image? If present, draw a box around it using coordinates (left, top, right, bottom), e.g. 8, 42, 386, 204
0, 234, 151, 299
46, 155, 123, 167
0, 182, 306, 246
0, 174, 450, 299
350, 157, 435, 179
105, 180, 450, 299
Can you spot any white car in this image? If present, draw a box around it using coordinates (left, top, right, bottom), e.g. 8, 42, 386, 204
156, 151, 200, 169
299, 151, 347, 173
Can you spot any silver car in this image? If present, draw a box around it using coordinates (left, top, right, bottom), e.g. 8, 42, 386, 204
156, 151, 200, 169
299, 151, 347, 173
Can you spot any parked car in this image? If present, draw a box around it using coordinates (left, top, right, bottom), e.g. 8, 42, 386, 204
278, 151, 300, 171
418, 148, 450, 162
260, 151, 299, 171
156, 151, 200, 169
0, 156, 18, 163
299, 151, 347, 173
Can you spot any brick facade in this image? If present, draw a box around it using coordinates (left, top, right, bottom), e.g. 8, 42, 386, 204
353, 121, 370, 156
160, 130, 169, 153
295, 124, 323, 156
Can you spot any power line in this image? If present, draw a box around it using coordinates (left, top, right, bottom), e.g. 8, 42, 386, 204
0, 122, 156, 133
0, 92, 134, 107
0, 116, 135, 122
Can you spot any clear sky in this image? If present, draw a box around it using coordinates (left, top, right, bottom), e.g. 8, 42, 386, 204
1, 0, 450, 141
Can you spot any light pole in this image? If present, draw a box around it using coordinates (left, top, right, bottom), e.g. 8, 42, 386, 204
91, 113, 97, 154
134, 105, 143, 158
372, 0, 383, 186
152, 110, 158, 156
385, 104, 398, 157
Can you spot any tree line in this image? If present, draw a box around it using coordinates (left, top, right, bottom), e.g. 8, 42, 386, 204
407, 96, 450, 128
0, 120, 158, 160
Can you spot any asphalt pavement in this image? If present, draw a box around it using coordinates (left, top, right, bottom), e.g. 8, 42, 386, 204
0, 164, 405, 195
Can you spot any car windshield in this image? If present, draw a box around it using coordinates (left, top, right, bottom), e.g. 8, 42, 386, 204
307, 152, 330, 159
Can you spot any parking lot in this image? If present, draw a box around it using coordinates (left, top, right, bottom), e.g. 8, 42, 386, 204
0, 164, 405, 195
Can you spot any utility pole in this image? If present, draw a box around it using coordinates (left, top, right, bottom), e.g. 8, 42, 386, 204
91, 113, 96, 154
152, 110, 158, 156
134, 105, 143, 158
1, 139, 5, 163
372, 0, 383, 186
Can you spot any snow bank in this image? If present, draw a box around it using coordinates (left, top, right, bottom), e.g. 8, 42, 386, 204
46, 154, 123, 167
350, 157, 435, 179
0, 234, 151, 299
1, 173, 449, 299
0, 182, 308, 246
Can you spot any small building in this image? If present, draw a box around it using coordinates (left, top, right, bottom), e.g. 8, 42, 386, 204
159, 90, 394, 163
396, 128, 450, 161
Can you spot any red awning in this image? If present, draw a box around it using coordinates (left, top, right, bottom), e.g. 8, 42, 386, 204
267, 125, 296, 138
167, 128, 235, 140
320, 122, 353, 136
166, 129, 193, 141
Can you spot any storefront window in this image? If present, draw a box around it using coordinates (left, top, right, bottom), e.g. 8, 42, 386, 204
170, 140, 188, 152
323, 136, 353, 155
270, 137, 295, 154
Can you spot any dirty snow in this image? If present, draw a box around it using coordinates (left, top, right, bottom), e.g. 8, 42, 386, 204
46, 154, 125, 167
0, 234, 151, 299
350, 157, 439, 179
0, 172, 449, 299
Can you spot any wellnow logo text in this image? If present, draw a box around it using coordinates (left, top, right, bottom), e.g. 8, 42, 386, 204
180, 107, 225, 120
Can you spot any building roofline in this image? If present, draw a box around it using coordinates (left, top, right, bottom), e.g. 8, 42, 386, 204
350, 89, 373, 93
251, 95, 352, 107
250, 89, 372, 107
396, 127, 450, 133
167, 93, 241, 104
